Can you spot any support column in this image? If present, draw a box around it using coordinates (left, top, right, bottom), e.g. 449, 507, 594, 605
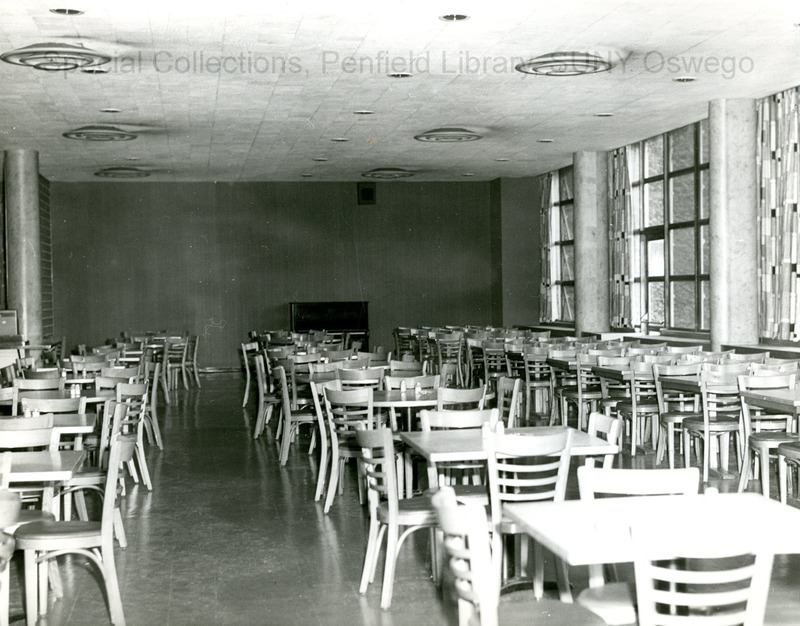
709, 100, 758, 350
4, 149, 42, 344
573, 151, 610, 335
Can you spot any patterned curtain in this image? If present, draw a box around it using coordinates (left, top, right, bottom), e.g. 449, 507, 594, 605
609, 147, 635, 328
758, 88, 800, 340
539, 172, 553, 322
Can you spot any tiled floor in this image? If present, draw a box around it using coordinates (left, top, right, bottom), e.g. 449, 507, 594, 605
7, 373, 800, 625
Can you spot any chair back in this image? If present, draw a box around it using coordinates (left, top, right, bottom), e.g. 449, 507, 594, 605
0, 388, 19, 416
355, 428, 401, 522
388, 360, 423, 375
419, 408, 499, 431
336, 367, 385, 390
323, 385, 375, 433
22, 368, 62, 379
0, 414, 58, 450
577, 466, 700, 499
495, 377, 522, 427
737, 372, 797, 434
101, 366, 139, 380
631, 502, 774, 626
384, 374, 440, 390
20, 396, 87, 415
13, 377, 64, 392
436, 386, 486, 410
585, 412, 622, 469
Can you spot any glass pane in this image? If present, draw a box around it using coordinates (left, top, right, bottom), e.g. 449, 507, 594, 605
670, 228, 696, 276
670, 173, 695, 223
647, 281, 665, 326
559, 167, 573, 201
644, 180, 664, 226
645, 136, 664, 177
647, 239, 664, 277
671, 281, 697, 329
627, 143, 641, 184
561, 244, 574, 281
560, 203, 574, 240
699, 119, 709, 164
669, 125, 695, 171
700, 169, 709, 218
701, 280, 710, 329
700, 225, 710, 273
561, 286, 575, 322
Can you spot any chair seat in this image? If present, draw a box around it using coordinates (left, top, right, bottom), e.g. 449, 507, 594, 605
616, 398, 658, 413
749, 432, 799, 447
4, 509, 55, 534
499, 594, 607, 626
561, 386, 602, 400
777, 441, 800, 459
378, 496, 438, 526
577, 582, 637, 626
15, 520, 102, 549
683, 416, 739, 432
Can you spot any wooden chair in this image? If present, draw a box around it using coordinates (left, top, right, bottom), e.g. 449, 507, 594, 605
355, 428, 439, 610
482, 342, 507, 397
653, 362, 702, 469
388, 359, 423, 375
495, 376, 522, 428
252, 355, 279, 439
15, 433, 133, 626
274, 366, 316, 466
521, 346, 552, 423
559, 353, 603, 431
615, 361, 660, 456
117, 383, 154, 490
161, 337, 189, 391
185, 335, 201, 387
736, 372, 797, 498
585, 411, 622, 469
777, 440, 800, 503
576, 466, 700, 626
100, 366, 139, 382
435, 332, 464, 387
0, 389, 18, 417
432, 486, 606, 626
20, 396, 87, 416
21, 369, 61, 380
630, 500, 774, 626
13, 378, 64, 393
240, 341, 260, 407
308, 381, 331, 502
683, 371, 742, 483
336, 367, 385, 390
484, 423, 573, 598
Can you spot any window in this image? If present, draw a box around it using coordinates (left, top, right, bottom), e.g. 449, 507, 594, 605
546, 166, 575, 322
627, 120, 710, 330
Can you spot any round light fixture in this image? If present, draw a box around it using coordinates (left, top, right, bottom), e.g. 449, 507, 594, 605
353, 110, 375, 115
331, 137, 349, 142
673, 76, 697, 83
439, 14, 469, 21
537, 139, 554, 143
0, 42, 110, 71
300, 173, 313, 177
312, 157, 328, 162
462, 173, 476, 177
100, 108, 121, 113
81, 66, 110, 74
414, 127, 482, 142
361, 167, 414, 179
49, 8, 85, 15
94, 166, 150, 178
495, 158, 510, 162
515, 51, 612, 76
63, 125, 137, 141
388, 72, 412, 78
594, 112, 614, 117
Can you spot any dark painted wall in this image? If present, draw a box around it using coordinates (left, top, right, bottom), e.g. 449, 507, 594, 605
51, 181, 500, 368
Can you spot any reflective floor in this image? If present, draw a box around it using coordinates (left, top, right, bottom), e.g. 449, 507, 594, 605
7, 373, 800, 625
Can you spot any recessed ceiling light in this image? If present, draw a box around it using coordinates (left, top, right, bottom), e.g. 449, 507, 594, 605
439, 14, 469, 21
312, 157, 328, 162
362, 167, 414, 179
49, 8, 84, 15
95, 166, 150, 178
495, 158, 510, 162
81, 66, 110, 74
353, 110, 375, 115
0, 42, 110, 71
301, 173, 313, 177
462, 173, 475, 177
537, 139, 554, 143
673, 76, 697, 83
331, 137, 349, 142
388, 72, 412, 78
125, 157, 140, 161
63, 125, 137, 141
100, 108, 121, 113
515, 51, 612, 76
414, 127, 482, 142
594, 112, 614, 117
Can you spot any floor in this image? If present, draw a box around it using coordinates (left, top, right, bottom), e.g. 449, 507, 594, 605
6, 373, 800, 625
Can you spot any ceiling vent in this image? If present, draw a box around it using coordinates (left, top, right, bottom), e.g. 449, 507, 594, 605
0, 42, 111, 71
514, 51, 612, 76
414, 127, 482, 142
361, 168, 414, 179
94, 166, 150, 178
63, 125, 137, 141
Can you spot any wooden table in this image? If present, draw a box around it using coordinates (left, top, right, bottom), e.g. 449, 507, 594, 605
52, 413, 97, 450
8, 450, 86, 516
504, 492, 800, 593
401, 426, 618, 489
18, 388, 114, 405
740, 387, 800, 427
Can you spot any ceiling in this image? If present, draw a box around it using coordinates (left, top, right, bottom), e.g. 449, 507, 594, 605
1, 0, 799, 182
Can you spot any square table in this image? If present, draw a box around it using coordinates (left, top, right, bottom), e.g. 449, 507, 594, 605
8, 450, 86, 516
740, 387, 800, 428
400, 426, 618, 489
503, 492, 800, 593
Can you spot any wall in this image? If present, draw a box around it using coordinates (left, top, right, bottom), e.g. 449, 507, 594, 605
50, 181, 498, 368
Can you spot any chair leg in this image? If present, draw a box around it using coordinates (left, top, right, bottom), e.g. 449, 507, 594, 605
279, 423, 294, 466
146, 412, 164, 450
136, 443, 153, 491
242, 370, 251, 407
380, 524, 399, 609
113, 507, 128, 549
0, 564, 9, 626
323, 454, 341, 514
738, 445, 752, 492
778, 455, 788, 504
759, 447, 771, 498
100, 544, 126, 626
359, 519, 381, 593
23, 550, 37, 626
314, 436, 329, 502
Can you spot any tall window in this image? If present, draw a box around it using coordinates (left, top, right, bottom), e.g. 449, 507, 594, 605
627, 120, 709, 330
545, 166, 575, 322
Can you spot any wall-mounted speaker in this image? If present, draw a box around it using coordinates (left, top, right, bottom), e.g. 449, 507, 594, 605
357, 182, 376, 205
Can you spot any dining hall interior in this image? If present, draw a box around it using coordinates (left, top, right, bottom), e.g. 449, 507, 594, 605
2, 1, 800, 625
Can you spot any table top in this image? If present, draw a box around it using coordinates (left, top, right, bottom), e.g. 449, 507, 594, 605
373, 389, 439, 408
741, 387, 800, 411
503, 492, 800, 566
657, 375, 702, 393
7, 450, 86, 483
52, 413, 97, 434
547, 358, 576, 371
400, 426, 618, 463
592, 365, 632, 381
18, 388, 114, 404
